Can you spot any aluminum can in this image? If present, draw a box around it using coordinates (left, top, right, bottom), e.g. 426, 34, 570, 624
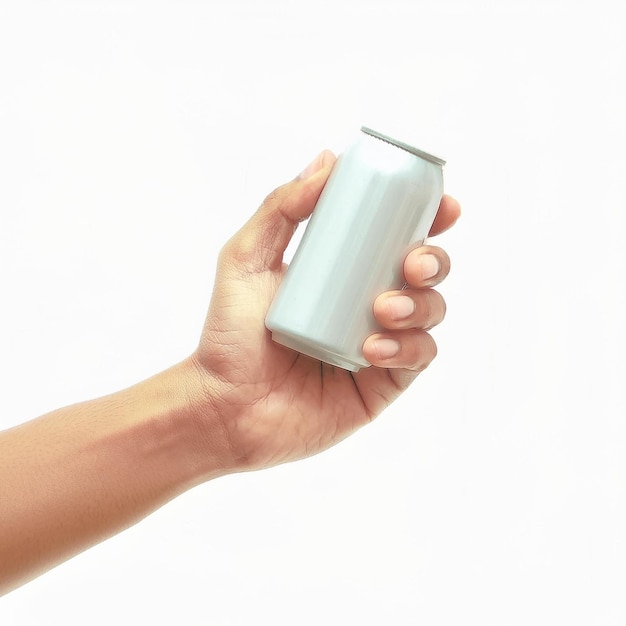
265, 126, 445, 371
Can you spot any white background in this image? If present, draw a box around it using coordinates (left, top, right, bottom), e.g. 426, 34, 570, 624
1, 1, 625, 624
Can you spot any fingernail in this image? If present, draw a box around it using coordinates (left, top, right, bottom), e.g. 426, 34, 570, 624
297, 153, 324, 180
419, 254, 440, 281
386, 295, 415, 321
373, 338, 401, 360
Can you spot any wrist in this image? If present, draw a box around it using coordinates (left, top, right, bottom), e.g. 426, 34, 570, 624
124, 358, 233, 489
140, 354, 237, 486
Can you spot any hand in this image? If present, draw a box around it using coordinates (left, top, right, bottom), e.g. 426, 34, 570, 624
190, 151, 461, 473
0, 151, 459, 595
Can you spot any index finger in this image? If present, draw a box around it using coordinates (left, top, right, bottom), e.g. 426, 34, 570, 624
429, 195, 461, 237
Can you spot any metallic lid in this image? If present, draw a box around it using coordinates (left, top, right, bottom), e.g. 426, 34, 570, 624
361, 126, 446, 166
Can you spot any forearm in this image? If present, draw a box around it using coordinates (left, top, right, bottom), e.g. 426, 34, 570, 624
0, 359, 222, 596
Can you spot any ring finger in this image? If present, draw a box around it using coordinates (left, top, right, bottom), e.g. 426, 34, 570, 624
362, 329, 438, 371
373, 288, 446, 331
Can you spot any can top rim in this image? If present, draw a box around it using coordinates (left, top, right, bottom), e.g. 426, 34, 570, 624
360, 127, 446, 166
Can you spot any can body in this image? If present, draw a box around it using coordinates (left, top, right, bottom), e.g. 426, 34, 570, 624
265, 127, 445, 371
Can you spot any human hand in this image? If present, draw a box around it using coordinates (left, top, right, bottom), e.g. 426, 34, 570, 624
0, 150, 460, 595
189, 151, 461, 474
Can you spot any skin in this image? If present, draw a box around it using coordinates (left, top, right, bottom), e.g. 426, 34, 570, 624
0, 150, 461, 595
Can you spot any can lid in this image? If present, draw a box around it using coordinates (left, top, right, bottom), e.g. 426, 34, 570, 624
360, 126, 446, 166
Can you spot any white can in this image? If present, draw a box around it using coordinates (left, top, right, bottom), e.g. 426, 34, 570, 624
265, 126, 445, 371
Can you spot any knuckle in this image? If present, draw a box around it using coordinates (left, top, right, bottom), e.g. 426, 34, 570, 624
439, 293, 447, 323
439, 251, 452, 279
261, 182, 291, 209
412, 290, 444, 329
408, 331, 437, 370
220, 231, 254, 265
427, 289, 446, 327
416, 291, 434, 324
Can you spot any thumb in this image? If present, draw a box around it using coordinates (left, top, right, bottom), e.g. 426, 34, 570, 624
219, 150, 336, 275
